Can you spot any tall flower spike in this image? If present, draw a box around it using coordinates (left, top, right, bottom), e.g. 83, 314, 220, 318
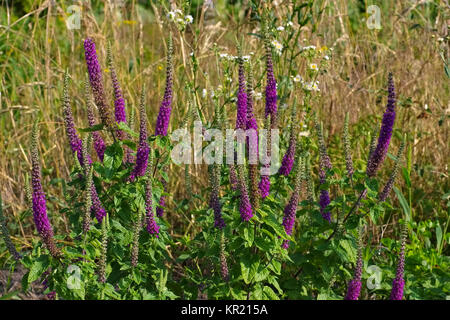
64, 74, 106, 223
315, 119, 332, 222
131, 207, 142, 267
0, 195, 22, 260
366, 73, 396, 177
63, 72, 83, 165
304, 154, 316, 203
264, 36, 278, 126
82, 135, 93, 233
145, 150, 160, 237
84, 38, 114, 129
155, 34, 174, 136
237, 165, 253, 222
209, 103, 226, 228
84, 76, 106, 162
379, 138, 405, 202
236, 50, 247, 131
259, 116, 271, 198
246, 62, 259, 209
130, 87, 149, 181
344, 228, 363, 300
343, 112, 354, 180
281, 151, 304, 249
31, 120, 59, 258
99, 214, 108, 283
390, 224, 407, 300
107, 42, 127, 132
279, 104, 298, 176
219, 231, 229, 281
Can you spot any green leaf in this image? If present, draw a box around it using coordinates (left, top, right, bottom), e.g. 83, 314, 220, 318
117, 122, 139, 138
78, 123, 104, 132
393, 187, 411, 221
436, 223, 443, 254
28, 255, 50, 284
263, 286, 280, 300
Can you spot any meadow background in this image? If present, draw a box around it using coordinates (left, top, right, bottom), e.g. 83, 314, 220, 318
0, 0, 448, 299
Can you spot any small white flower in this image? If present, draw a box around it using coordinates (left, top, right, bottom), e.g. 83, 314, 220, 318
292, 74, 303, 83
254, 92, 262, 100
437, 37, 444, 42
174, 9, 183, 15
219, 53, 228, 59
210, 90, 215, 98
185, 15, 193, 24
176, 18, 184, 24
287, 21, 294, 27
190, 52, 194, 57
167, 11, 176, 21
249, 51, 255, 55
302, 45, 316, 51
310, 63, 318, 71
277, 26, 284, 31
303, 124, 307, 128
242, 55, 251, 62
299, 131, 310, 137
202, 88, 207, 98
424, 104, 429, 110
271, 40, 283, 52
324, 55, 330, 60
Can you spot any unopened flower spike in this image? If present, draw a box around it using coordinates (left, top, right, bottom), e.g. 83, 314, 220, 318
281, 148, 304, 249
84, 75, 106, 162
390, 223, 407, 300
146, 150, 160, 237
344, 226, 363, 300
379, 137, 406, 202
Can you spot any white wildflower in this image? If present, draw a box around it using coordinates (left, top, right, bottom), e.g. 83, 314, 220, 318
254, 92, 262, 100
277, 26, 285, 31
292, 74, 303, 83
185, 15, 193, 24
310, 63, 318, 71
167, 11, 176, 21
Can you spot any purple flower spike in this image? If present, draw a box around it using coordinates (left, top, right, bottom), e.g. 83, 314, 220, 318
65, 74, 106, 223
130, 89, 149, 181
84, 38, 113, 128
236, 56, 247, 131
31, 121, 59, 257
367, 73, 396, 177
259, 175, 270, 199
281, 154, 303, 249
145, 154, 160, 237
91, 185, 106, 223
155, 36, 174, 136
264, 44, 277, 125
279, 142, 296, 176
345, 280, 362, 300
390, 226, 406, 300
237, 166, 253, 222
345, 234, 363, 300
390, 278, 405, 300
319, 189, 331, 222
84, 77, 106, 162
